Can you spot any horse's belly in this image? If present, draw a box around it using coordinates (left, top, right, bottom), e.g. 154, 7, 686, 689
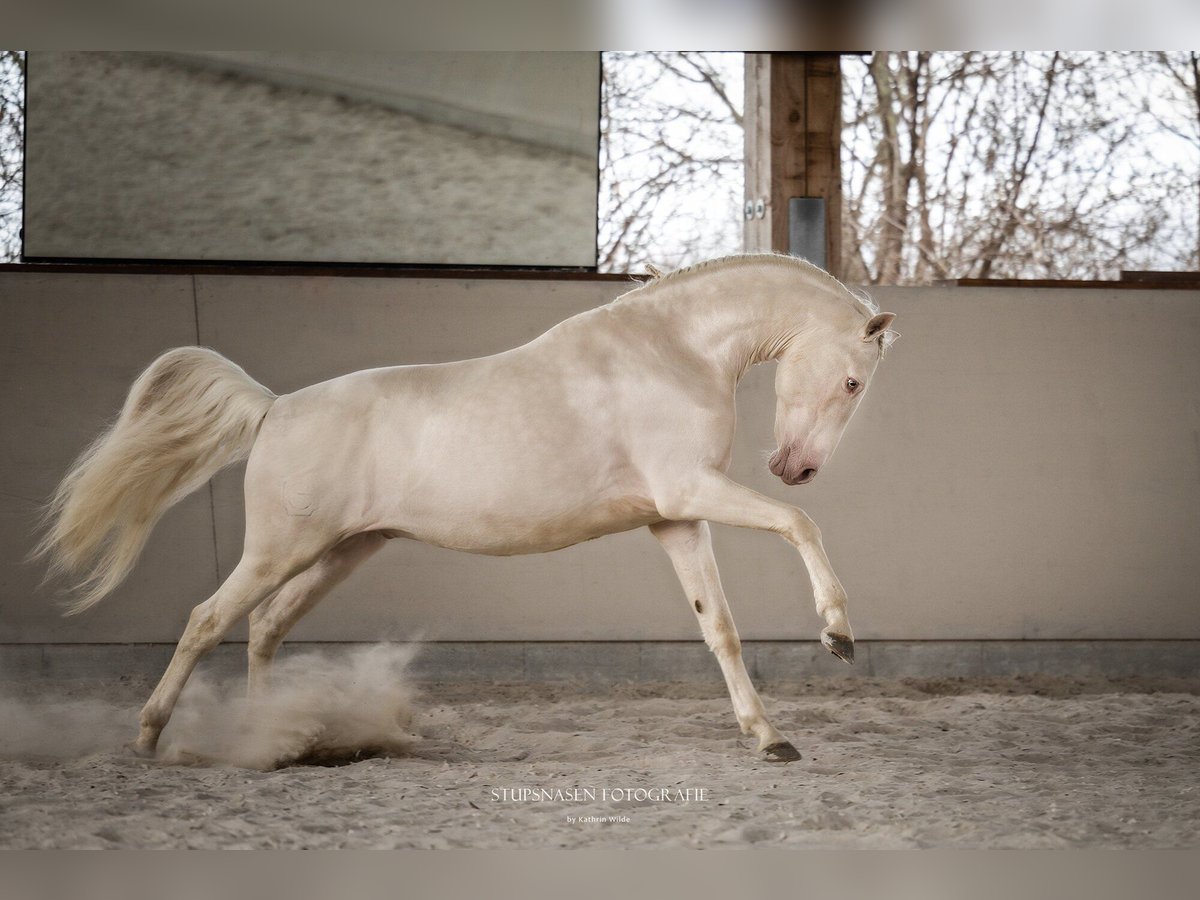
387, 491, 661, 556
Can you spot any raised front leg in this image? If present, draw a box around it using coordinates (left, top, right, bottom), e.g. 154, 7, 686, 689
655, 470, 855, 664
650, 519, 800, 762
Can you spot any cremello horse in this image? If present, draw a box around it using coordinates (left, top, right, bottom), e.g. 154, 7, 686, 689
37, 253, 896, 763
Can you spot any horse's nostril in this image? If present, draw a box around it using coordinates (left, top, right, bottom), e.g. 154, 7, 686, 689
798, 468, 817, 483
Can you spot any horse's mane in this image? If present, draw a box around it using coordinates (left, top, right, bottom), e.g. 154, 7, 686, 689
631, 253, 880, 318
629, 253, 896, 354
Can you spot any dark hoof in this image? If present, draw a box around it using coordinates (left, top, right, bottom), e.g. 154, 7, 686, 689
761, 740, 802, 763
822, 632, 855, 664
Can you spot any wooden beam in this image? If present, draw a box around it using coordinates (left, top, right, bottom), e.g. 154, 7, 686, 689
744, 53, 844, 279
951, 277, 1200, 291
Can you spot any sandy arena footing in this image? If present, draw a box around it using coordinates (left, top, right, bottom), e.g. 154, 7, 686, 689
2, 665, 1198, 849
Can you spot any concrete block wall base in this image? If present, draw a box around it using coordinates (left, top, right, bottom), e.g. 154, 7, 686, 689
2, 641, 1197, 683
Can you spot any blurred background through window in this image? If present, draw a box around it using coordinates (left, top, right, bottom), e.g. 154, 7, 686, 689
3, 50, 1198, 283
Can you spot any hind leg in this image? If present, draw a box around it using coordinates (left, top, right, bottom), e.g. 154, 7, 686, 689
247, 532, 388, 696
130, 549, 320, 757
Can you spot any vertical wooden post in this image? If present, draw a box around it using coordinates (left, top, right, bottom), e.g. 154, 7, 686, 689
744, 52, 844, 279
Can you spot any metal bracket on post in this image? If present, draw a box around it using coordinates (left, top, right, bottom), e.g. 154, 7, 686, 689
788, 197, 826, 269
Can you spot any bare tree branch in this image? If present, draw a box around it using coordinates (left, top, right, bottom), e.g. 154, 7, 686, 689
0, 51, 25, 262
599, 52, 744, 272
841, 51, 1198, 282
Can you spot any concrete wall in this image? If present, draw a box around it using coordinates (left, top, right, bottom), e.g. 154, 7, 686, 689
3, 272, 1199, 643
25, 54, 598, 267
176, 52, 601, 156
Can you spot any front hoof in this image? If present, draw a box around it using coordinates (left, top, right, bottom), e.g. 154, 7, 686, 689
760, 740, 802, 763
822, 632, 855, 665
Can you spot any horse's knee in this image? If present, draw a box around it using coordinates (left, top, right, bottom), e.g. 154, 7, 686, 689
785, 508, 820, 546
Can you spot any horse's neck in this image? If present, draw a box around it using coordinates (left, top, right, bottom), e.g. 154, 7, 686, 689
633, 269, 837, 383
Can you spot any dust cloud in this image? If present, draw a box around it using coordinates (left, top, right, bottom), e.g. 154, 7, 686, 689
0, 644, 421, 769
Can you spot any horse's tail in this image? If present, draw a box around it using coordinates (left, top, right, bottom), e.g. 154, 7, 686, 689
33, 347, 277, 615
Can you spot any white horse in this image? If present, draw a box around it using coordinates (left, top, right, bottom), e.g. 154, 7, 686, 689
37, 253, 896, 763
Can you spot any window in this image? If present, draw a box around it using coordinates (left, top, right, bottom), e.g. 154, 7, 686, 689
600, 51, 1200, 284
0, 51, 23, 262
842, 51, 1200, 283
5, 51, 1199, 281
598, 52, 744, 273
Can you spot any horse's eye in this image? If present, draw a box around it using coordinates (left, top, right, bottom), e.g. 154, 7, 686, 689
845, 378, 860, 393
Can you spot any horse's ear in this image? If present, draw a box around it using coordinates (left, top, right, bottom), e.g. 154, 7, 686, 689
862, 312, 896, 343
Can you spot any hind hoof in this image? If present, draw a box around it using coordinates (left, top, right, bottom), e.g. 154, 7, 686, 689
822, 632, 855, 665
125, 740, 157, 759
761, 740, 801, 763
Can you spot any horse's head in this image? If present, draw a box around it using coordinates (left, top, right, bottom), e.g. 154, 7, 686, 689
768, 311, 896, 485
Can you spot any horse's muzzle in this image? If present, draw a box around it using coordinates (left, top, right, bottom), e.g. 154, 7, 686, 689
786, 467, 818, 485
